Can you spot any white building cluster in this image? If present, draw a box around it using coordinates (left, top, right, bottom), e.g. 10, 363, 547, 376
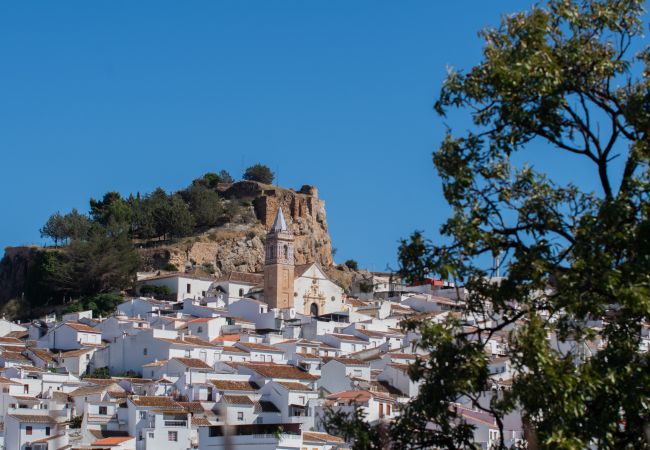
0, 209, 539, 450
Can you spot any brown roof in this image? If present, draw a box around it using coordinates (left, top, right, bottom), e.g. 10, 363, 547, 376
221, 394, 254, 405
236, 342, 283, 352
329, 333, 367, 343
69, 385, 110, 397
8, 414, 55, 423
64, 322, 100, 333
1, 351, 29, 361
275, 381, 313, 391
210, 380, 257, 391
303, 431, 345, 444
172, 358, 213, 370
58, 348, 95, 358
28, 348, 54, 363
94, 436, 134, 445
178, 401, 205, 413
157, 336, 219, 348
216, 271, 264, 285
192, 416, 211, 427
235, 362, 317, 380
326, 357, 368, 367
130, 396, 183, 409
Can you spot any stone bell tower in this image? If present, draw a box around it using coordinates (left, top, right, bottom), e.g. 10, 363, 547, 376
264, 207, 295, 309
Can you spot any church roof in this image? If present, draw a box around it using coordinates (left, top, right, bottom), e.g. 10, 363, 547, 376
271, 208, 288, 232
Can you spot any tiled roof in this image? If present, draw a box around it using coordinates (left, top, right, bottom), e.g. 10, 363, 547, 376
130, 396, 183, 409
178, 401, 205, 413
275, 381, 313, 391
64, 322, 100, 333
210, 380, 257, 391
172, 358, 213, 370
303, 431, 345, 444
1, 351, 29, 361
69, 385, 109, 397
329, 333, 367, 342
28, 348, 54, 363
94, 436, 133, 445
235, 362, 317, 380
326, 390, 394, 403
8, 414, 55, 423
157, 336, 218, 348
216, 272, 264, 285
221, 394, 254, 405
324, 357, 369, 367
236, 342, 283, 352
192, 416, 211, 427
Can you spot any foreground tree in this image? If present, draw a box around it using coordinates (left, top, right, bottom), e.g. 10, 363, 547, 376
393, 1, 650, 449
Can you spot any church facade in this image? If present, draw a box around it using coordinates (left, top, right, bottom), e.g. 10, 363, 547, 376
263, 208, 344, 316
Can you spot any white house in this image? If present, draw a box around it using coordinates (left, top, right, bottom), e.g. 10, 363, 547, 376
37, 322, 102, 351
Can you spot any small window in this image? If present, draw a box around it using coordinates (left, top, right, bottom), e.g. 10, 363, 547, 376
45, 426, 50, 436
148, 432, 154, 438
197, 326, 203, 333
237, 411, 244, 421
26, 426, 32, 435
187, 284, 191, 294
23, 385, 29, 394
143, 348, 148, 356
139, 411, 147, 419
202, 291, 206, 297
239, 288, 244, 297
168, 431, 178, 442
99, 406, 107, 415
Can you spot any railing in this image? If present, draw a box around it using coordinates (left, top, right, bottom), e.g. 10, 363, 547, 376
164, 420, 187, 427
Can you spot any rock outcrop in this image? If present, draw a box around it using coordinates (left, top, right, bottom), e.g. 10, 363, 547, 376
138, 181, 334, 277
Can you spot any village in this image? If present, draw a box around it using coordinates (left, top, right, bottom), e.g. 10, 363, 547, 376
0, 207, 541, 450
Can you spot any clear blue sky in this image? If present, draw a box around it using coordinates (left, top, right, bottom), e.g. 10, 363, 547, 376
0, 1, 625, 270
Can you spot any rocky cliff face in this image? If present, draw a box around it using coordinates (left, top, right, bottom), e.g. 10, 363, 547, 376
138, 181, 334, 277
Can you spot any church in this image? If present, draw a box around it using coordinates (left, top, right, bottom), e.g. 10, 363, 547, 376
262, 207, 345, 317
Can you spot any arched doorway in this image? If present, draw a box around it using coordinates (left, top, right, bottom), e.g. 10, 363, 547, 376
310, 303, 319, 317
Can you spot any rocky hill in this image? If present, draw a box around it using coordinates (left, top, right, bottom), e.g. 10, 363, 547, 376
0, 181, 339, 313
138, 181, 334, 277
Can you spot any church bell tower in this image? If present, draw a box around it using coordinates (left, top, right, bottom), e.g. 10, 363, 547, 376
264, 207, 295, 309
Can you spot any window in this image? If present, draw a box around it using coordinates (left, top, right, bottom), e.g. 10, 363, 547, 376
23, 384, 29, 394
168, 431, 178, 442
197, 326, 203, 333
139, 411, 147, 419
387, 404, 391, 415
237, 411, 244, 421
239, 288, 244, 297
187, 284, 192, 294
298, 396, 305, 404
45, 426, 50, 436
26, 426, 33, 435
99, 406, 107, 415
2, 387, 8, 393
202, 291, 206, 297
185, 350, 191, 357
143, 348, 148, 356
148, 432, 154, 438
379, 403, 384, 418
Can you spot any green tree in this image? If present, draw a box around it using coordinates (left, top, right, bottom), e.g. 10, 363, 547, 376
181, 184, 223, 228
387, 1, 650, 449
167, 194, 195, 237
322, 405, 389, 450
40, 212, 67, 247
243, 163, 274, 184
89, 192, 133, 235
344, 259, 359, 270
61, 208, 91, 242
218, 169, 233, 184
45, 227, 140, 298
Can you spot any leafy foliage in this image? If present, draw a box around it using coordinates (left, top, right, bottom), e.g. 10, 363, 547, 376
344, 259, 359, 270
390, 1, 650, 449
85, 367, 110, 379
139, 284, 172, 299
322, 405, 389, 450
243, 163, 275, 184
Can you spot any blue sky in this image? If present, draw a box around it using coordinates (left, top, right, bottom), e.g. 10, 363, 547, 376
0, 1, 635, 270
